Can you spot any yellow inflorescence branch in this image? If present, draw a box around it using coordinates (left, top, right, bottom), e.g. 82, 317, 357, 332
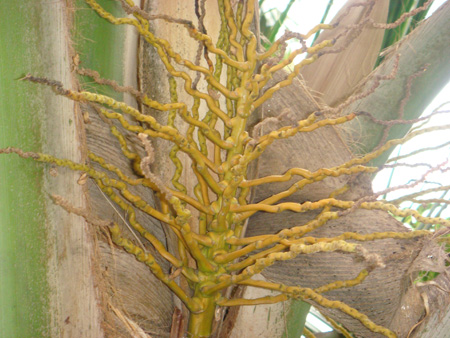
268, 39, 334, 76
258, 23, 334, 61
295, 288, 397, 337
170, 196, 218, 273
206, 241, 359, 294
233, 241, 357, 281
343, 124, 450, 168
236, 278, 396, 337
284, 230, 431, 247
225, 212, 339, 269
240, 165, 378, 188
253, 54, 318, 108
359, 201, 450, 227
224, 227, 430, 273
187, 27, 248, 72
88, 151, 211, 215
313, 270, 369, 294
235, 113, 358, 185
109, 224, 200, 312
302, 327, 317, 338
109, 125, 140, 161
223, 0, 244, 62
320, 313, 354, 338
85, 0, 233, 127
233, 268, 395, 337
24, 151, 175, 227
0, 149, 195, 271
216, 294, 288, 307
234, 197, 450, 228
231, 198, 353, 214
75, 93, 224, 195
94, 180, 182, 266
237, 269, 368, 297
